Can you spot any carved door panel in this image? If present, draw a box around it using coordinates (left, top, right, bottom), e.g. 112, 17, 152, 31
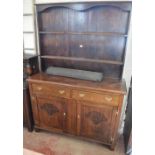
77, 102, 117, 143
37, 97, 66, 131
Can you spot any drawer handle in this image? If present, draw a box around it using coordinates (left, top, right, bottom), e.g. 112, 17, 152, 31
59, 90, 65, 94
63, 112, 66, 116
105, 96, 112, 102
79, 93, 85, 97
77, 114, 80, 119
37, 87, 42, 91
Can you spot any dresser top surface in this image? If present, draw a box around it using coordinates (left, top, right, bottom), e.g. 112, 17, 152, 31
28, 73, 126, 94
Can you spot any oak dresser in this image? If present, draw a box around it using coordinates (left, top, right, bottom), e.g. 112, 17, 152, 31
27, 1, 131, 150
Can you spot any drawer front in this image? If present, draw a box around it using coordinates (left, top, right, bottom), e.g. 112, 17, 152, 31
72, 90, 119, 106
31, 83, 70, 99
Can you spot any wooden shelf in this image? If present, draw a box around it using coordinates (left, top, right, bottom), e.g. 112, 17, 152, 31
40, 55, 123, 65
39, 31, 127, 37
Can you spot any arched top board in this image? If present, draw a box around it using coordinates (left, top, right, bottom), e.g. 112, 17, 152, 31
36, 2, 132, 12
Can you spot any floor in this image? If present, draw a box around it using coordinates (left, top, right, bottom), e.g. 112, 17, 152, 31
24, 149, 44, 155
23, 128, 125, 155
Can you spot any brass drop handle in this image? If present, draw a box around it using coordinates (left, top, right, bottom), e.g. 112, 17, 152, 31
79, 93, 85, 98
105, 96, 112, 102
37, 87, 42, 91
77, 114, 80, 119
63, 112, 66, 116
116, 111, 118, 116
59, 90, 65, 94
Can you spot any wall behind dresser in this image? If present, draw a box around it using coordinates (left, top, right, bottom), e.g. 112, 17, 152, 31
23, 0, 132, 133
23, 0, 36, 55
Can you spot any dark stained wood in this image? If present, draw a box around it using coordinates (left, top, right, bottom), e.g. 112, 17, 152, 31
23, 54, 39, 131
23, 88, 33, 131
37, 4, 130, 33
69, 35, 126, 61
41, 56, 123, 65
23, 54, 39, 76
29, 1, 131, 150
41, 59, 123, 79
40, 34, 69, 57
36, 2, 132, 13
37, 2, 131, 79
124, 82, 132, 154
39, 31, 128, 37
39, 32, 126, 64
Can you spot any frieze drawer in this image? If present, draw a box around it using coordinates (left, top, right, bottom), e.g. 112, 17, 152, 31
31, 83, 70, 99
72, 90, 120, 106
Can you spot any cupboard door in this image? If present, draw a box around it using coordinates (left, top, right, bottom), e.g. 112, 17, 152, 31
77, 102, 116, 143
37, 97, 66, 131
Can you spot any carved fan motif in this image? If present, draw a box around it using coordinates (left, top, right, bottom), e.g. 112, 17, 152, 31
41, 103, 59, 116
86, 111, 107, 125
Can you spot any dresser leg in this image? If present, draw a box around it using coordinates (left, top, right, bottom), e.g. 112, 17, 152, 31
27, 126, 33, 132
110, 143, 116, 151
34, 128, 40, 132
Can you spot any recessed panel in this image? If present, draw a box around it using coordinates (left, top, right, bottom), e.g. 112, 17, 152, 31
69, 35, 126, 61
40, 34, 69, 56
38, 7, 68, 32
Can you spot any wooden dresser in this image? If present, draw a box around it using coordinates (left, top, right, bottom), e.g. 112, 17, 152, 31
28, 73, 126, 149
28, 1, 131, 150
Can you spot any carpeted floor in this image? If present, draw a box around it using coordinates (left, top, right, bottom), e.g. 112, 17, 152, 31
23, 128, 125, 155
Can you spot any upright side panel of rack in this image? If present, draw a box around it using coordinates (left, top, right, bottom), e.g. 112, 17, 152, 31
34, 3, 42, 72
